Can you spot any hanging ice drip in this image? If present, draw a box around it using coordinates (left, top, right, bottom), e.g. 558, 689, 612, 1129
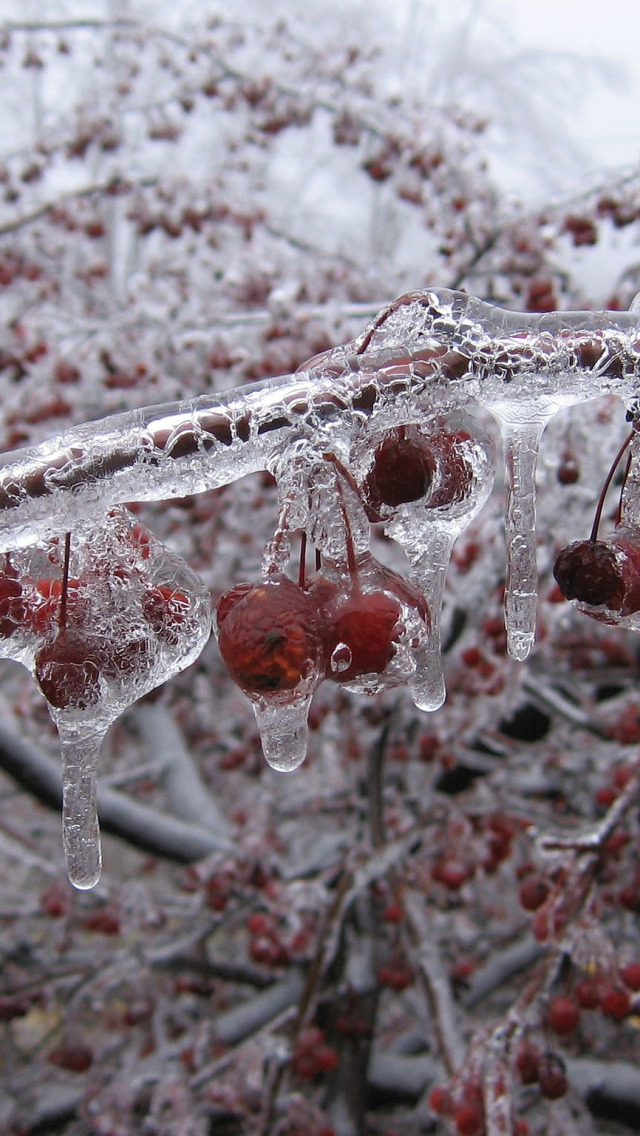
349, 412, 495, 711
0, 508, 212, 888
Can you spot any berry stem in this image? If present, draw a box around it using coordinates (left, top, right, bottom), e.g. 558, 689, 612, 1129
589, 428, 636, 542
323, 452, 361, 594
59, 532, 72, 632
298, 531, 307, 591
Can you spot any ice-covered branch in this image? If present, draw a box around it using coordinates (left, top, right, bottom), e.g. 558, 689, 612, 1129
1, 289, 639, 553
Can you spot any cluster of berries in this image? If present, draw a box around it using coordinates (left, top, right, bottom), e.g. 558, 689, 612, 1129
0, 511, 200, 714
215, 425, 475, 714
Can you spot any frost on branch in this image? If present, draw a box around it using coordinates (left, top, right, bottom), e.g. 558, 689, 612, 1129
2, 288, 640, 878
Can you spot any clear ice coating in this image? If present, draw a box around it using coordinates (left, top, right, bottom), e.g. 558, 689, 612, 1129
0, 508, 212, 887
1, 289, 640, 786
488, 402, 563, 661
253, 693, 314, 773
59, 726, 103, 890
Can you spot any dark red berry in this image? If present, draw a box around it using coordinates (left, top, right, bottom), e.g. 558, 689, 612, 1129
515, 1040, 540, 1085
35, 633, 102, 710
216, 576, 324, 695
429, 1085, 453, 1115
455, 1104, 484, 1136
553, 540, 624, 608
363, 425, 435, 519
537, 1053, 568, 1100
142, 584, 190, 644
428, 430, 474, 508
0, 573, 25, 638
574, 977, 600, 1010
519, 876, 550, 912
547, 994, 580, 1037
47, 1039, 93, 1073
598, 982, 631, 1020
324, 589, 401, 682
620, 962, 640, 991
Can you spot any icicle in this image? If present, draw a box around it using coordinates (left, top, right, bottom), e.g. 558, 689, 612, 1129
382, 416, 495, 709
388, 521, 462, 711
58, 724, 103, 890
489, 402, 560, 661
252, 693, 313, 773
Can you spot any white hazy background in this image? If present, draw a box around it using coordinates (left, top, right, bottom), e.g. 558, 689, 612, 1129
2, 0, 640, 302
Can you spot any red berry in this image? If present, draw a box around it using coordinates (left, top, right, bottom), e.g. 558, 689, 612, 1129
216, 576, 324, 696
432, 859, 470, 890
27, 577, 83, 634
598, 982, 631, 1020
47, 1039, 93, 1073
515, 1040, 540, 1085
553, 540, 624, 608
547, 994, 580, 1037
142, 584, 190, 644
324, 589, 400, 682
0, 572, 25, 638
519, 876, 550, 912
537, 1053, 568, 1100
35, 633, 102, 710
620, 962, 640, 991
574, 977, 600, 1010
428, 430, 474, 508
363, 425, 435, 519
619, 883, 640, 912
429, 1085, 452, 1116
455, 1104, 484, 1136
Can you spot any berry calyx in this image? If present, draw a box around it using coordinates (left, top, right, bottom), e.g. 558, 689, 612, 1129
216, 575, 324, 696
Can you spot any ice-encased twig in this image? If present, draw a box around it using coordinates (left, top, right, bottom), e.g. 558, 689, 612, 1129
0, 290, 639, 555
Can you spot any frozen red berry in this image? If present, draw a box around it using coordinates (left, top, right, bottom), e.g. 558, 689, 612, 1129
537, 1053, 568, 1100
324, 589, 401, 681
519, 876, 550, 912
598, 981, 631, 1020
0, 571, 25, 638
547, 994, 580, 1037
363, 425, 435, 519
34, 633, 102, 710
620, 961, 640, 991
142, 584, 190, 644
553, 539, 624, 608
216, 575, 324, 695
